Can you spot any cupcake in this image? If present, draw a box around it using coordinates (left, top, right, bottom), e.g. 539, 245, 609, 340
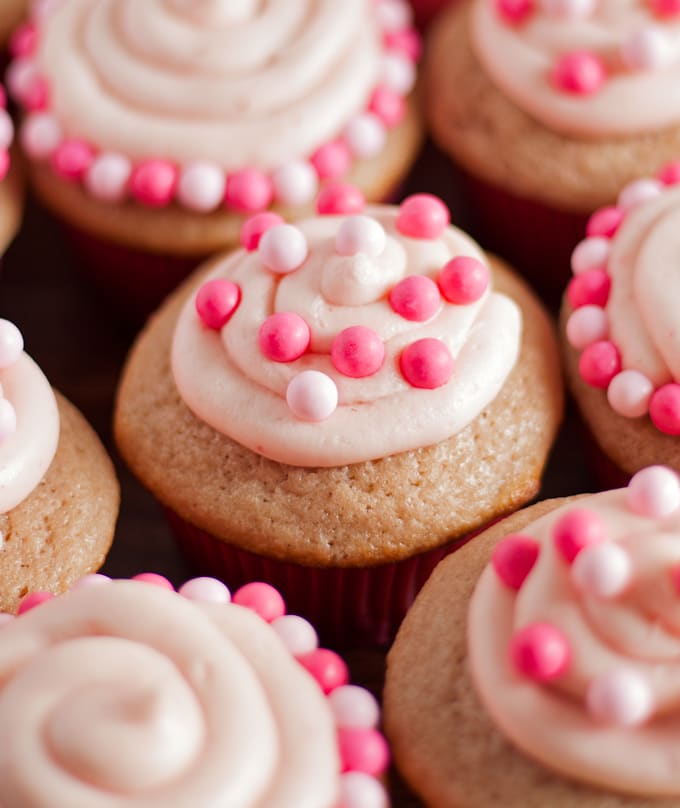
385, 465, 680, 806
0, 86, 22, 257
114, 191, 563, 645
0, 318, 119, 610
8, 0, 422, 317
0, 574, 390, 807
561, 167, 680, 487
425, 1, 680, 301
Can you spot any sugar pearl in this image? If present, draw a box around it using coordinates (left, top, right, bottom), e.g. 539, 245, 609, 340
496, 0, 533, 24
566, 305, 608, 350
132, 573, 174, 590
571, 543, 632, 598
272, 161, 318, 207
627, 466, 680, 518
17, 592, 54, 614
51, 139, 94, 182
259, 224, 308, 274
0, 320, 23, 368
329, 686, 380, 729
272, 615, 318, 656
491, 534, 540, 590
438, 256, 489, 305
381, 52, 417, 95
85, 152, 132, 203
338, 772, 388, 808
400, 338, 454, 389
553, 51, 606, 95
650, 384, 680, 435
316, 183, 366, 216
177, 161, 226, 212
510, 623, 571, 681
20, 112, 61, 159
621, 27, 673, 71
389, 275, 441, 321
224, 168, 273, 213
567, 269, 611, 309
338, 728, 390, 776
0, 110, 14, 151
240, 212, 284, 251
586, 206, 624, 239
397, 194, 450, 239
232, 582, 285, 622
299, 648, 349, 694
571, 237, 611, 275
311, 141, 351, 180
607, 370, 653, 418
331, 327, 385, 378
130, 160, 178, 207
375, 0, 413, 31
286, 371, 338, 421
336, 216, 387, 258
344, 114, 386, 159
72, 574, 112, 589
369, 86, 406, 127
553, 508, 607, 563
587, 669, 653, 727
195, 279, 241, 330
258, 312, 311, 363
179, 577, 231, 603
618, 178, 663, 211
578, 340, 621, 389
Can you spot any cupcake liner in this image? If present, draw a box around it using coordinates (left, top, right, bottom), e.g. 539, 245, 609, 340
63, 225, 207, 321
459, 169, 589, 307
165, 507, 485, 647
410, 0, 455, 28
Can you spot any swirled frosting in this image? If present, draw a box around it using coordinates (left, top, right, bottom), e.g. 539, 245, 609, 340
171, 197, 521, 467
565, 168, 680, 434
469, 467, 680, 795
0, 322, 59, 514
0, 580, 340, 807
471, 0, 680, 137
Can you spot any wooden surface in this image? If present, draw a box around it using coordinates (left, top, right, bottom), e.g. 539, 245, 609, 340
0, 141, 597, 807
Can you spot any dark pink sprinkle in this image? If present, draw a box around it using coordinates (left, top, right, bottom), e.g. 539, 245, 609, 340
492, 534, 540, 590
369, 86, 406, 127
586, 206, 625, 239
338, 728, 390, 776
0, 150, 9, 181
438, 256, 489, 305
384, 28, 422, 61
495, 0, 533, 24
132, 573, 174, 590
195, 279, 241, 330
400, 338, 454, 389
130, 160, 178, 207
298, 648, 349, 694
51, 139, 95, 182
650, 384, 680, 435
389, 275, 441, 321
658, 161, 680, 186
24, 75, 49, 111
331, 326, 385, 378
311, 141, 352, 180
240, 212, 284, 251
17, 592, 54, 615
553, 51, 606, 95
316, 182, 365, 215
578, 340, 621, 389
510, 623, 570, 681
232, 582, 285, 623
397, 194, 450, 239
553, 508, 607, 564
224, 169, 273, 213
9, 23, 38, 58
258, 311, 311, 363
651, 0, 680, 16
567, 269, 611, 309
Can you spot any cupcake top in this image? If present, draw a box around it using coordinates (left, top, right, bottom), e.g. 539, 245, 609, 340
0, 86, 13, 183
565, 164, 680, 436
0, 574, 389, 807
0, 319, 59, 514
171, 191, 522, 467
9, 0, 418, 213
471, 0, 680, 137
469, 465, 680, 797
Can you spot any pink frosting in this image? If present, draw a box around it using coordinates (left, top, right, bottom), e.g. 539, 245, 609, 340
0, 580, 341, 806
171, 203, 521, 467
471, 0, 680, 137
469, 469, 680, 796
0, 351, 59, 514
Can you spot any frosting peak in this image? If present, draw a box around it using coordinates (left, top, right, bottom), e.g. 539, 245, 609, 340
172, 195, 522, 467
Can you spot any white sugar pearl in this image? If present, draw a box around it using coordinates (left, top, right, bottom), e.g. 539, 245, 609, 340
607, 370, 653, 418
587, 669, 653, 727
566, 305, 608, 350
0, 110, 14, 151
259, 224, 308, 274
339, 772, 389, 808
345, 114, 386, 159
177, 161, 226, 212
621, 27, 673, 72
85, 153, 132, 203
382, 52, 416, 95
20, 113, 62, 159
618, 179, 663, 211
627, 466, 680, 518
286, 371, 338, 421
272, 161, 318, 207
375, 0, 413, 30
571, 542, 632, 598
272, 614, 318, 656
329, 685, 380, 729
179, 577, 231, 603
571, 237, 611, 275
335, 216, 387, 258
6, 58, 38, 103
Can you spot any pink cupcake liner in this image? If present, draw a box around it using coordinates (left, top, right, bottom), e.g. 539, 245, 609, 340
165, 507, 485, 647
459, 169, 589, 306
63, 225, 206, 321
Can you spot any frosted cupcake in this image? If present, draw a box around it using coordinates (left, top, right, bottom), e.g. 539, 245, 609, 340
115, 191, 562, 645
0, 574, 390, 807
0, 319, 118, 610
8, 0, 422, 316
0, 85, 22, 256
562, 166, 680, 485
425, 0, 680, 299
386, 466, 680, 806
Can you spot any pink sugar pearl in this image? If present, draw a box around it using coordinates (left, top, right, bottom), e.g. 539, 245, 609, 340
0, 151, 8, 182
0, 110, 14, 151
607, 369, 653, 419
510, 623, 570, 681
258, 312, 311, 363
232, 582, 285, 622
652, 0, 680, 15
658, 161, 680, 186
335, 216, 386, 258
311, 141, 352, 180
299, 648, 349, 694
259, 224, 308, 274
491, 534, 540, 590
397, 194, 450, 239
627, 466, 680, 518
240, 212, 284, 251
586, 206, 624, 239
316, 183, 365, 216
271, 614, 318, 656
496, 0, 533, 24
130, 160, 178, 207
0, 399, 17, 442
438, 256, 489, 305
649, 384, 680, 435
0, 320, 23, 368
553, 51, 606, 95
571, 237, 611, 275
178, 577, 231, 604
618, 178, 663, 211
553, 508, 607, 563
51, 139, 95, 182
369, 86, 406, 127
224, 168, 273, 213
338, 728, 390, 776
400, 338, 454, 390
132, 573, 174, 590
10, 23, 37, 58
329, 685, 380, 729
384, 29, 421, 61
587, 669, 653, 727
389, 275, 441, 321
195, 279, 241, 330
578, 340, 621, 388
571, 543, 632, 599
566, 305, 608, 350
286, 370, 338, 421
17, 591, 54, 615
338, 772, 388, 808
567, 269, 611, 309
331, 327, 385, 378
